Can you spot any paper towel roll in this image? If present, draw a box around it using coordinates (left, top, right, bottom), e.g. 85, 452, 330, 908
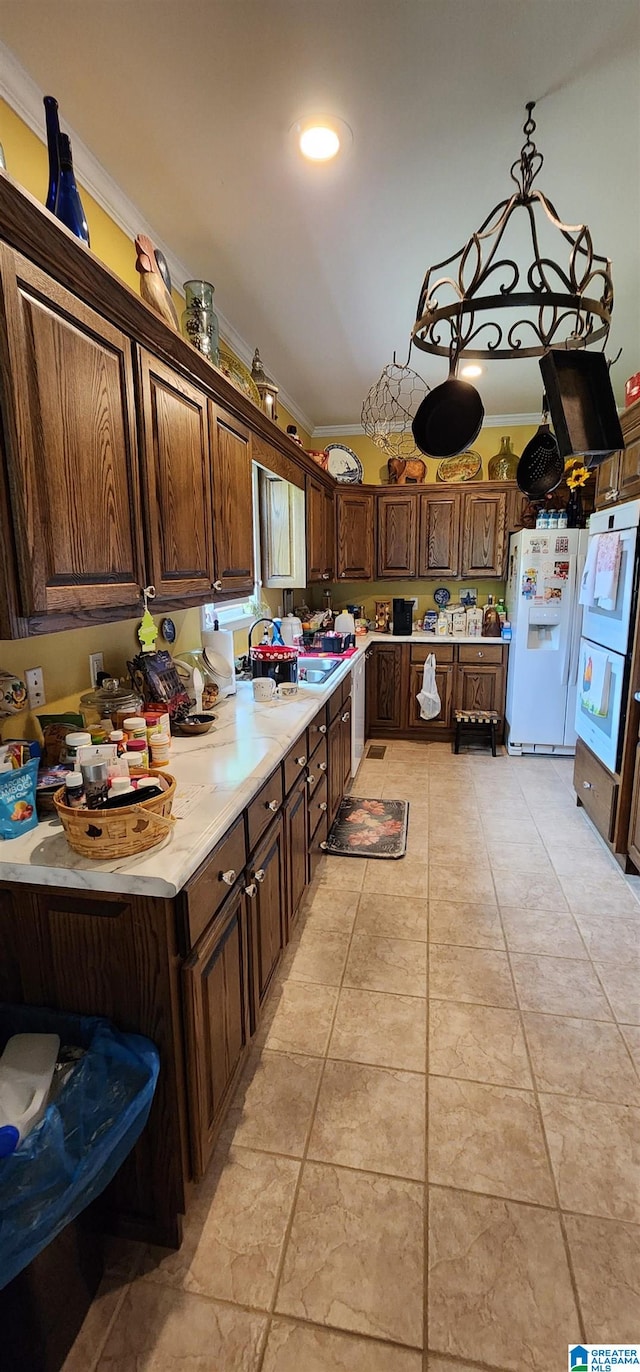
202, 628, 236, 697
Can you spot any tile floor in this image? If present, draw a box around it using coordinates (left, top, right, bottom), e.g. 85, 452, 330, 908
64, 742, 640, 1372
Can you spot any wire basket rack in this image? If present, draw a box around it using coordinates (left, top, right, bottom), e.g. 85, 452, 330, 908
361, 357, 428, 459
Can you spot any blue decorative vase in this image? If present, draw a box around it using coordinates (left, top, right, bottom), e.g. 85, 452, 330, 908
43, 95, 60, 213
181, 280, 220, 365
55, 133, 90, 246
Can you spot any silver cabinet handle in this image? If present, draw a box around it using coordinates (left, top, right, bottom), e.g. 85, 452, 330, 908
212, 579, 223, 591
318, 761, 327, 772
306, 774, 316, 785
221, 869, 236, 886
583, 781, 592, 789
319, 724, 327, 734
266, 799, 279, 812
478, 651, 484, 658
319, 801, 328, 811
254, 868, 266, 883
296, 755, 307, 766
604, 488, 619, 502
244, 883, 257, 897
340, 571, 346, 577
341, 711, 350, 722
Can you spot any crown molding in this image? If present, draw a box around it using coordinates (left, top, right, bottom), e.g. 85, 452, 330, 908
0, 39, 314, 436
312, 412, 540, 439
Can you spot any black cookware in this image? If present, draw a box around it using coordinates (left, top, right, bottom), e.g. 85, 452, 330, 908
412, 356, 484, 459
516, 403, 564, 499
539, 349, 624, 466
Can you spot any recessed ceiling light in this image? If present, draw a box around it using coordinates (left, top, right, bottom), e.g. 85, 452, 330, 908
461, 364, 483, 378
292, 115, 352, 163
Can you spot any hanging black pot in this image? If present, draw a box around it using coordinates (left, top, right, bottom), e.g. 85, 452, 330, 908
539, 349, 623, 466
516, 403, 564, 499
411, 355, 484, 459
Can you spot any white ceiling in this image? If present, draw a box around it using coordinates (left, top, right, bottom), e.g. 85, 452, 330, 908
1, 0, 638, 430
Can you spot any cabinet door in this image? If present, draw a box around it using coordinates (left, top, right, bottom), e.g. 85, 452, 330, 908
618, 436, 640, 503
455, 664, 504, 716
595, 452, 621, 509
324, 488, 336, 581
366, 644, 405, 731
247, 816, 286, 1030
461, 490, 508, 578
182, 882, 250, 1179
336, 491, 375, 580
340, 695, 352, 789
419, 493, 460, 577
0, 247, 144, 615
377, 492, 418, 578
138, 349, 215, 599
328, 714, 344, 821
408, 661, 453, 731
210, 403, 254, 596
306, 475, 326, 582
627, 745, 640, 871
285, 773, 308, 938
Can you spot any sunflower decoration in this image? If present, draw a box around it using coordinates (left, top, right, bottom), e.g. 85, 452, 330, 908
565, 459, 590, 490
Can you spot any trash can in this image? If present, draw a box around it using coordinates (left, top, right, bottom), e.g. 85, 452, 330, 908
0, 1004, 159, 1371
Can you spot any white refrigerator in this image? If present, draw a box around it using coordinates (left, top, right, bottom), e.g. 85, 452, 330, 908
505, 527, 588, 754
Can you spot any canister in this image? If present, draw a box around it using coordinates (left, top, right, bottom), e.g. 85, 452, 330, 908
80, 760, 109, 809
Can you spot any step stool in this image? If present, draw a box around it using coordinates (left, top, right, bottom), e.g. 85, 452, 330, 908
454, 709, 500, 756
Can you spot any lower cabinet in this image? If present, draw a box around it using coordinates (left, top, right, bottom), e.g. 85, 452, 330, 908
627, 745, 640, 870
247, 815, 287, 1032
328, 713, 344, 821
284, 772, 308, 937
455, 663, 504, 716
366, 643, 405, 731
340, 694, 352, 789
182, 883, 251, 1180
408, 660, 454, 731
369, 641, 508, 740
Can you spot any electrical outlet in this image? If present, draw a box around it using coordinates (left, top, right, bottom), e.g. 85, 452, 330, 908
89, 652, 104, 688
25, 667, 46, 710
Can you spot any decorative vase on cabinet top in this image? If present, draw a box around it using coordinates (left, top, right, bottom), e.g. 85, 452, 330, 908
181, 280, 220, 365
488, 435, 519, 481
55, 133, 90, 245
43, 95, 60, 214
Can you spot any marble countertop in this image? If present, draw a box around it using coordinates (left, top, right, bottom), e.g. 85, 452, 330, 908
0, 651, 362, 900
364, 631, 508, 645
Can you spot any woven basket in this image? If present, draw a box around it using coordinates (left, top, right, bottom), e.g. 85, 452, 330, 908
53, 771, 177, 860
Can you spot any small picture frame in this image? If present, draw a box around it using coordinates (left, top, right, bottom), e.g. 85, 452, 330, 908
460, 588, 477, 607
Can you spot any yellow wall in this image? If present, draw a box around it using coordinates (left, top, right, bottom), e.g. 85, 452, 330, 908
323, 425, 537, 485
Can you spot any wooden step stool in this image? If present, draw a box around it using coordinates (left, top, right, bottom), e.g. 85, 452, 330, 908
454, 709, 500, 756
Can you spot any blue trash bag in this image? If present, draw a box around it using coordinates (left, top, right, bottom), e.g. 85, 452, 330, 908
0, 1004, 159, 1289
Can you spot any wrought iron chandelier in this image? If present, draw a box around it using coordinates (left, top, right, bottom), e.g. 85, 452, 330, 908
411, 102, 613, 363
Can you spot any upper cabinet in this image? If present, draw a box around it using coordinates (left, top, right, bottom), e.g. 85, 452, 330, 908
595, 400, 640, 509
324, 487, 336, 582
336, 490, 375, 580
418, 492, 460, 577
306, 476, 335, 583
460, 489, 508, 578
209, 404, 254, 597
0, 247, 145, 617
377, 492, 418, 578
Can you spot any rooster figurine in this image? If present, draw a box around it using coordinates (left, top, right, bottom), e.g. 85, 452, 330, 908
135, 234, 179, 331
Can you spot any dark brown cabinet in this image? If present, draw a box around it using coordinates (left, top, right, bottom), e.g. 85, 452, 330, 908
138, 350, 215, 600
247, 816, 287, 1030
419, 492, 460, 577
461, 490, 508, 577
327, 713, 344, 821
210, 404, 254, 596
324, 487, 336, 581
336, 490, 375, 580
368, 641, 507, 741
340, 694, 352, 790
454, 663, 504, 716
284, 773, 308, 937
182, 883, 250, 1179
627, 745, 640, 871
377, 492, 418, 578
408, 660, 454, 731
366, 643, 405, 731
595, 397, 640, 509
307, 474, 334, 582
0, 248, 145, 617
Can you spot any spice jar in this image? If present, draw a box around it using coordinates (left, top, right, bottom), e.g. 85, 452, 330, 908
81, 760, 109, 808
125, 739, 149, 774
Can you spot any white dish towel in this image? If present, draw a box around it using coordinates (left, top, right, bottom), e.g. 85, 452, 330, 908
594, 531, 622, 610
579, 537, 598, 607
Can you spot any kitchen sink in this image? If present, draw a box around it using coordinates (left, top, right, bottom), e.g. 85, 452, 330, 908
297, 654, 344, 685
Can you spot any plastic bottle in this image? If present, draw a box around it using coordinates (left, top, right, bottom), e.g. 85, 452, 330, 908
64, 772, 86, 809
126, 739, 149, 774
108, 777, 134, 800
64, 731, 92, 764
0, 1033, 60, 1157
109, 729, 127, 757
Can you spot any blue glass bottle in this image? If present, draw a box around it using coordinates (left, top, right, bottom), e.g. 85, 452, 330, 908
43, 95, 60, 213
55, 133, 90, 246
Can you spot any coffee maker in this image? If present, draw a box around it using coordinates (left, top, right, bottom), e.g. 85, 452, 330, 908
392, 598, 414, 636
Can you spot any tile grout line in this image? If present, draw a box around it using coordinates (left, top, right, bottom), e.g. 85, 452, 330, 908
88, 1241, 147, 1372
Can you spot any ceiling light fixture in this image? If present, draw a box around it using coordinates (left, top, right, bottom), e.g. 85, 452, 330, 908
461, 364, 483, 378
292, 115, 352, 163
411, 103, 613, 363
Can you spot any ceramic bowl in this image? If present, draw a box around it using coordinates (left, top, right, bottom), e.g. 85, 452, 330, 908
172, 713, 216, 736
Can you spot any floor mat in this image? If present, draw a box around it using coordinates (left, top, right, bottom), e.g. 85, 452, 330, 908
324, 796, 408, 858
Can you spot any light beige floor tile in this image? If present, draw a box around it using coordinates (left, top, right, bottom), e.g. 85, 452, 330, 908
500, 906, 587, 958
315, 856, 368, 891
487, 842, 550, 873
428, 820, 485, 847
429, 1000, 531, 1088
329, 987, 426, 1072
405, 825, 429, 858
573, 913, 640, 964
524, 1013, 640, 1105
427, 1361, 511, 1372
479, 818, 541, 845
285, 926, 351, 986
220, 1049, 323, 1155
96, 1282, 266, 1371
263, 982, 339, 1055
510, 953, 613, 1019
349, 776, 385, 799
355, 892, 428, 942
544, 844, 620, 878
564, 1215, 640, 1342
309, 1059, 425, 1180
594, 961, 640, 1024
429, 944, 516, 1007
301, 886, 360, 932
263, 1319, 423, 1371
558, 872, 640, 918
428, 1186, 579, 1372
142, 1147, 299, 1307
276, 1162, 424, 1347
428, 864, 496, 905
428, 1076, 554, 1204
428, 900, 504, 950
493, 869, 568, 911
362, 858, 428, 899
62, 1240, 145, 1372
539, 1093, 640, 1222
427, 834, 488, 864
621, 1024, 640, 1069
344, 932, 427, 997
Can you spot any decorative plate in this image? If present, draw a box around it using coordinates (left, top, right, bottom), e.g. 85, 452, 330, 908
325, 443, 363, 484
436, 450, 483, 483
217, 341, 261, 407
434, 587, 451, 608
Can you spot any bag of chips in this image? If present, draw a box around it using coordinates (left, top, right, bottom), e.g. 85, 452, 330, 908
0, 756, 40, 839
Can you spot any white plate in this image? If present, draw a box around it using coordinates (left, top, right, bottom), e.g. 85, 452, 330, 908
325, 443, 363, 484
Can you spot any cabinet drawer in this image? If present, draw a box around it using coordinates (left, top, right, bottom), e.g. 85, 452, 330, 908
307, 736, 328, 787
411, 642, 454, 663
458, 643, 503, 664
307, 707, 328, 756
246, 768, 285, 852
283, 736, 310, 796
328, 682, 343, 723
574, 738, 617, 841
179, 816, 247, 951
308, 775, 329, 840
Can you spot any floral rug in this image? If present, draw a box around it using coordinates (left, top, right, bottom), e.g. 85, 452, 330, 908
324, 796, 408, 859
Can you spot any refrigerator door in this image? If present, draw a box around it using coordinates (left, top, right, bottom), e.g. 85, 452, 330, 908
563, 528, 589, 747
506, 528, 582, 751
581, 517, 639, 657
574, 636, 626, 773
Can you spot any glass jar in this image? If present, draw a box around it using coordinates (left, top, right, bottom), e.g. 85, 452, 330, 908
181, 280, 220, 365
488, 435, 519, 481
80, 679, 143, 731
